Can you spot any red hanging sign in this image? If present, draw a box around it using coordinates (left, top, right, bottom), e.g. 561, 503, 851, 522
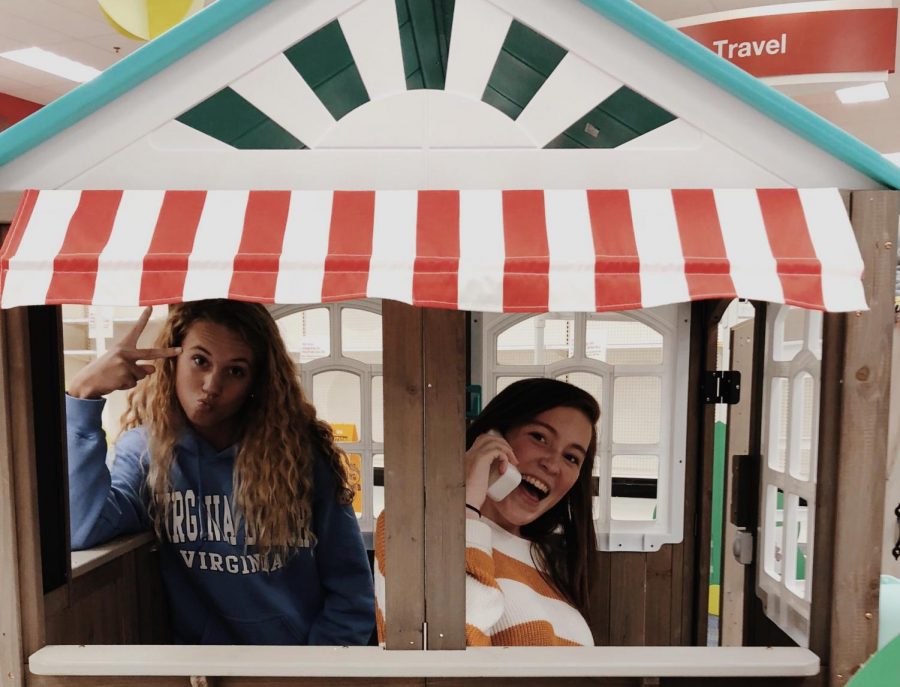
679, 8, 897, 78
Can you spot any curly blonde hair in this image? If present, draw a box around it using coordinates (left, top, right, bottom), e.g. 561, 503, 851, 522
121, 300, 353, 564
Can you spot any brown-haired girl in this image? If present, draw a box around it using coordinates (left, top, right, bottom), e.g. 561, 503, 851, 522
67, 300, 374, 645
375, 377, 599, 646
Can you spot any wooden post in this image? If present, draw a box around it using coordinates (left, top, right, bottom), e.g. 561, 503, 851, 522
382, 301, 426, 650
4, 306, 46, 660
422, 308, 466, 649
0, 254, 25, 687
824, 190, 898, 686
720, 318, 755, 646
809, 191, 853, 668
382, 303, 467, 650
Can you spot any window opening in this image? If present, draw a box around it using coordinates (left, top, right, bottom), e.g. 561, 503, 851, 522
480, 305, 690, 552
272, 301, 384, 542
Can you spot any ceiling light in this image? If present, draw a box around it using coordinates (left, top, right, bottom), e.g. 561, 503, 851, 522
835, 82, 890, 104
0, 48, 101, 83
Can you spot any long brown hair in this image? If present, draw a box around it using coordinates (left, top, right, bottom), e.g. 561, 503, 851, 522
467, 378, 599, 615
122, 299, 353, 563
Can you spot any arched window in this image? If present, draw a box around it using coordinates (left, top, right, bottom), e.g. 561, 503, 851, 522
271, 300, 384, 544
476, 304, 690, 551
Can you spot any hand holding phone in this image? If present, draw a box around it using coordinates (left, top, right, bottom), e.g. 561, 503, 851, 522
485, 430, 521, 501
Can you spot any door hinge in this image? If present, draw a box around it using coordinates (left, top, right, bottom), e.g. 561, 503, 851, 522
701, 370, 741, 404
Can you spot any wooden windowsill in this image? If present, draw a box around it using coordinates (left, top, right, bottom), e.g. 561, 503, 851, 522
70, 532, 155, 578
29, 645, 819, 678
69, 531, 377, 574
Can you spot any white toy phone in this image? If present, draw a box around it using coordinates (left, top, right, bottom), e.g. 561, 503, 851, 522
485, 429, 522, 501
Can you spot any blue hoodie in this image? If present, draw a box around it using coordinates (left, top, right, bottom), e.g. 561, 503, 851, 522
66, 395, 375, 645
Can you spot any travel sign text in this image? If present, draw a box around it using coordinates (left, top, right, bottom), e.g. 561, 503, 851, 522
713, 33, 787, 60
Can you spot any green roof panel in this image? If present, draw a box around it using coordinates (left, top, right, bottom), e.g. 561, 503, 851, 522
545, 86, 675, 149
230, 118, 307, 150
504, 20, 566, 76
398, 18, 420, 87
176, 87, 305, 149
546, 110, 637, 149
284, 21, 352, 87
313, 65, 372, 121
482, 20, 566, 119
482, 85, 526, 120
397, 0, 455, 90
284, 20, 369, 120
396, 0, 410, 25
600, 86, 676, 134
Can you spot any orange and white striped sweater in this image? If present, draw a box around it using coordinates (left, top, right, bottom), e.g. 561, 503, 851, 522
374, 513, 593, 646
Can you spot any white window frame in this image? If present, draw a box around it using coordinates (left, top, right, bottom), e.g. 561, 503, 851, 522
477, 304, 691, 552
757, 304, 821, 647
269, 300, 383, 542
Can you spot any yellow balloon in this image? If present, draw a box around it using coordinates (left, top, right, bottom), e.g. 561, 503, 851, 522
98, 0, 204, 42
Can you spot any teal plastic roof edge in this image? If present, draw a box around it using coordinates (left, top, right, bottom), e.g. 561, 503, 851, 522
580, 0, 900, 190
0, 0, 274, 167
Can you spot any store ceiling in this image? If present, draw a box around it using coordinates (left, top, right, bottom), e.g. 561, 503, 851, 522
0, 0, 897, 155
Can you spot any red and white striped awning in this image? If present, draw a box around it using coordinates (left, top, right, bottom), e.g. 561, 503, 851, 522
0, 188, 866, 312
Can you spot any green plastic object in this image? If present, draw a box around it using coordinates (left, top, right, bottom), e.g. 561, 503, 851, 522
709, 421, 726, 588
880, 575, 900, 650
545, 87, 675, 149
483, 21, 566, 120
396, 0, 455, 90
465, 384, 482, 420
176, 87, 305, 149
847, 633, 900, 687
283, 21, 370, 121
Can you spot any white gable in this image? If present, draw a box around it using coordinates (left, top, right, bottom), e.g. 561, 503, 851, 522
0, 0, 880, 192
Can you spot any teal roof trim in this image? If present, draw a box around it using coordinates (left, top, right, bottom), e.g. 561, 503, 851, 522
580, 0, 900, 190
0, 0, 274, 167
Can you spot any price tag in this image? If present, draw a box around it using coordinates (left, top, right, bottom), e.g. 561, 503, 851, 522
88, 310, 98, 340
88, 308, 114, 340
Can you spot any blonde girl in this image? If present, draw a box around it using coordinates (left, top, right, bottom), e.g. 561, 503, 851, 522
67, 299, 374, 645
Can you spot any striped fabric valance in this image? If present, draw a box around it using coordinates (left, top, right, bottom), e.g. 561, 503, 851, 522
0, 188, 866, 312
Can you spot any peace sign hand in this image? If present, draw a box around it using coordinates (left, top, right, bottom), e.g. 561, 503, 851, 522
68, 307, 181, 400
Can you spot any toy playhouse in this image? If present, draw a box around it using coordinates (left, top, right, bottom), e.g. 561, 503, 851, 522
0, 0, 897, 684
